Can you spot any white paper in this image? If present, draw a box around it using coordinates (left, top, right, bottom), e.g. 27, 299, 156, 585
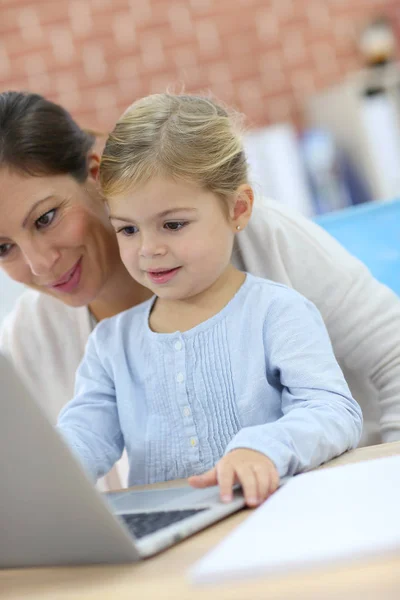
190, 455, 400, 584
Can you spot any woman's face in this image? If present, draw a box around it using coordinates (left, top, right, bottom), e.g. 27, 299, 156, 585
0, 164, 120, 307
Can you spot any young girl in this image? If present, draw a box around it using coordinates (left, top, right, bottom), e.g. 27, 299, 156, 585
57, 94, 362, 507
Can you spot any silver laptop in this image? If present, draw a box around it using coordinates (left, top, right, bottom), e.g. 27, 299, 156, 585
0, 352, 245, 568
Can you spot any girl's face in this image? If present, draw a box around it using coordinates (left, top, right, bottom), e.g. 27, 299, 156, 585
108, 176, 251, 302
0, 165, 121, 307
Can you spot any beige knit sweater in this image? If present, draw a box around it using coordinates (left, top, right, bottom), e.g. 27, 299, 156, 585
2, 198, 400, 448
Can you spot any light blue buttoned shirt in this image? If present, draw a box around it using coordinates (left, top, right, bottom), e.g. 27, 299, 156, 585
57, 274, 362, 485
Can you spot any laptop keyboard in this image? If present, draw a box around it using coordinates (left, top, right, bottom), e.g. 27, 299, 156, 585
119, 508, 207, 539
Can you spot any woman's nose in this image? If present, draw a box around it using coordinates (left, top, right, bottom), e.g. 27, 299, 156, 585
22, 240, 61, 278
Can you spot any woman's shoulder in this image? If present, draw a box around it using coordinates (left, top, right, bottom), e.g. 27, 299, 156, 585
244, 196, 356, 263
0, 290, 92, 415
1, 289, 91, 347
234, 197, 372, 316
7, 287, 73, 313
249, 196, 317, 231
5, 287, 88, 323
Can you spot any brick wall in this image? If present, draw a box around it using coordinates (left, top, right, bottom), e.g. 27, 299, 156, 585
0, 0, 398, 132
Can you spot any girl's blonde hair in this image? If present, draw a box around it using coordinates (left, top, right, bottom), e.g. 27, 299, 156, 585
99, 93, 248, 200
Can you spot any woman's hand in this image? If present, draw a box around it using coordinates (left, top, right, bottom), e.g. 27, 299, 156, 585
188, 449, 280, 507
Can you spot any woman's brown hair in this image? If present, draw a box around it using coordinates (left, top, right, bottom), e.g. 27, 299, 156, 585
0, 90, 95, 182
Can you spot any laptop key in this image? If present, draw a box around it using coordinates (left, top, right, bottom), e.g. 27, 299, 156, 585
119, 508, 207, 539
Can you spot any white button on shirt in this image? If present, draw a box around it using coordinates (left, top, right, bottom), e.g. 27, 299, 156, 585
183, 406, 191, 417
176, 372, 184, 383
190, 437, 197, 447
174, 340, 182, 351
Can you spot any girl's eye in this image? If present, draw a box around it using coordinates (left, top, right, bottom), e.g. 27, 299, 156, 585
118, 225, 138, 236
0, 242, 13, 258
164, 221, 187, 231
35, 209, 57, 229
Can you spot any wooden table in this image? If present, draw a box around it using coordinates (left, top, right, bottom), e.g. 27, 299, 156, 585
2, 441, 400, 600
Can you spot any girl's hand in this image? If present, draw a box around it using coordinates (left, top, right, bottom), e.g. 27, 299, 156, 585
188, 449, 280, 507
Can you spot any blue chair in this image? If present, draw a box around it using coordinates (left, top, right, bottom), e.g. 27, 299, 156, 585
314, 199, 400, 296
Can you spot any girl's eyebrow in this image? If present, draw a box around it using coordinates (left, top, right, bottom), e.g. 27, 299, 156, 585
157, 207, 198, 218
109, 207, 198, 222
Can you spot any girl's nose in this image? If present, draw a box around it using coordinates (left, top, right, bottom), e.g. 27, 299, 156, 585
139, 234, 166, 258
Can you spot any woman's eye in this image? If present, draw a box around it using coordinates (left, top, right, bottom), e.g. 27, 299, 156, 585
119, 225, 138, 236
0, 243, 13, 258
35, 209, 56, 229
164, 221, 187, 231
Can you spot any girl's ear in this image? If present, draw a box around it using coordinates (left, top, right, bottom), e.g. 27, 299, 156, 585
231, 184, 254, 232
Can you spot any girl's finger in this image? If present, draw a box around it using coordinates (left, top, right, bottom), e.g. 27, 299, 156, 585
267, 464, 280, 496
217, 462, 236, 502
235, 464, 259, 506
252, 464, 270, 502
188, 467, 218, 488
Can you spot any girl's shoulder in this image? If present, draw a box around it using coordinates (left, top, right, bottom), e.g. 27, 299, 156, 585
240, 273, 319, 325
241, 274, 324, 342
244, 273, 309, 305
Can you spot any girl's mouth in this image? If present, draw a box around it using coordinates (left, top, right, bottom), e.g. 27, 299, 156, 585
147, 267, 181, 284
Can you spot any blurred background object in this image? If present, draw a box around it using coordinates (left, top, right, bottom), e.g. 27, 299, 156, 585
1, 0, 400, 318
307, 13, 400, 205
315, 198, 400, 296
300, 128, 372, 215
0, 0, 399, 212
244, 124, 316, 217
2, 0, 397, 132
359, 16, 396, 67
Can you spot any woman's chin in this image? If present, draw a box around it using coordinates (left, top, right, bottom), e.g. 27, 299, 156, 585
40, 284, 96, 308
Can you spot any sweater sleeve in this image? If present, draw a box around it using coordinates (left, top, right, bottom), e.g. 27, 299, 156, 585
225, 291, 363, 478
237, 198, 400, 443
57, 328, 124, 482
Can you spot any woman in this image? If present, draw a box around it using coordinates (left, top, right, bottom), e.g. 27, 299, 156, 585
0, 90, 399, 458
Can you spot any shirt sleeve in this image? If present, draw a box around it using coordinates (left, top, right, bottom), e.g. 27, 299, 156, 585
57, 328, 124, 482
225, 290, 363, 478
